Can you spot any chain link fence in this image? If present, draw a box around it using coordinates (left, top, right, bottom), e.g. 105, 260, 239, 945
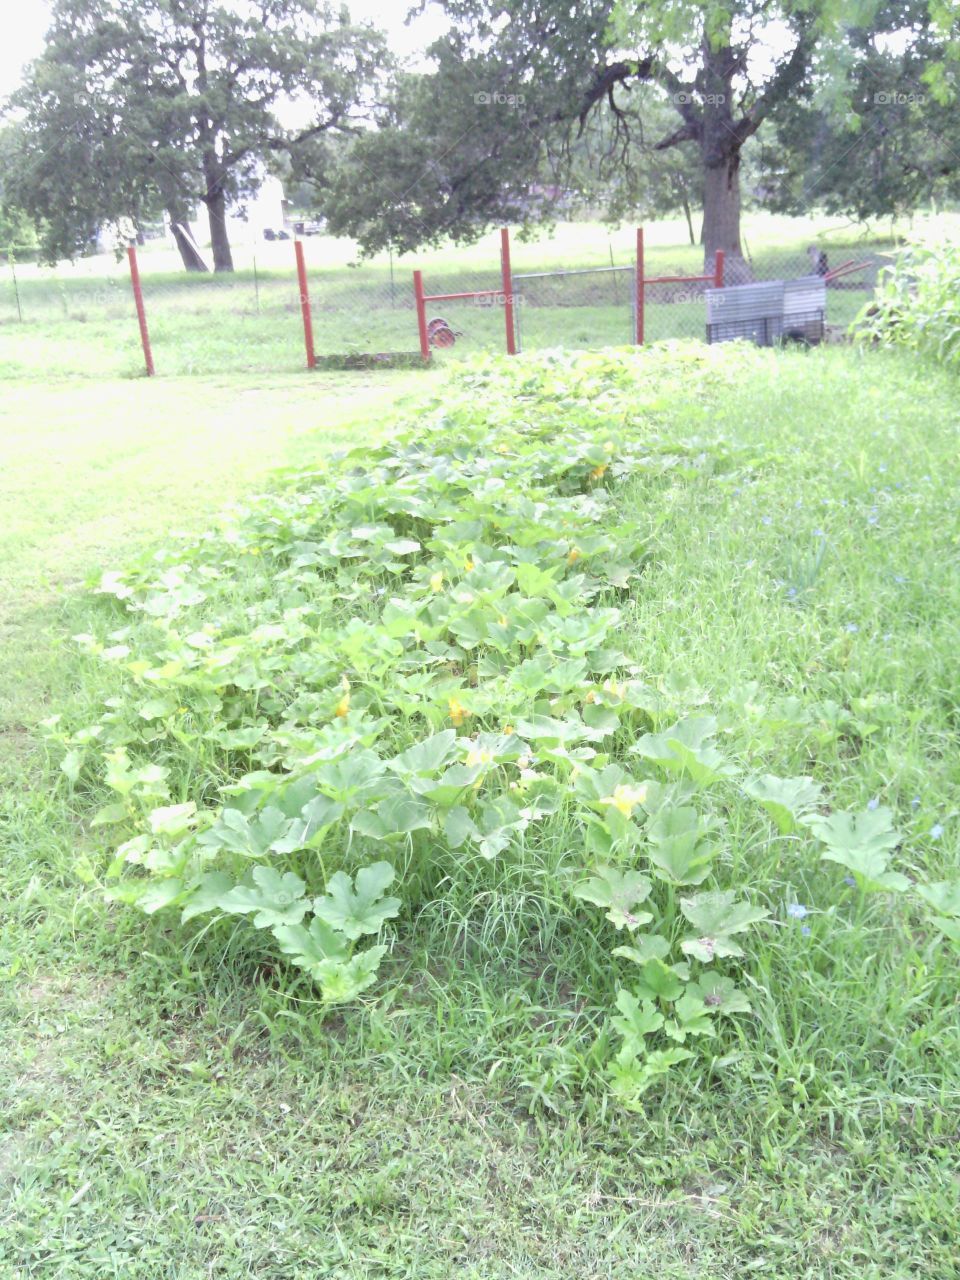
0, 225, 887, 379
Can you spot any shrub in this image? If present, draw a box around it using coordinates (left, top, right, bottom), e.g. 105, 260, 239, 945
854, 243, 960, 368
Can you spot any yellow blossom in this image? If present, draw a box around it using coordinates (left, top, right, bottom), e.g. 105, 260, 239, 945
464, 558, 475, 572
600, 783, 648, 819
497, 614, 508, 627
567, 547, 581, 565
334, 675, 351, 718
448, 697, 468, 727
503, 725, 515, 736
465, 746, 494, 768
603, 440, 615, 453
590, 464, 607, 480
429, 571, 444, 592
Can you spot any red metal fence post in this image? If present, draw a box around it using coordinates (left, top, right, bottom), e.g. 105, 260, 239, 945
500, 227, 517, 355
714, 249, 725, 288
126, 245, 155, 376
635, 226, 645, 346
413, 270, 431, 361
294, 239, 316, 370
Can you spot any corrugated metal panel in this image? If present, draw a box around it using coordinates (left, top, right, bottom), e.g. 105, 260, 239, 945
706, 277, 826, 346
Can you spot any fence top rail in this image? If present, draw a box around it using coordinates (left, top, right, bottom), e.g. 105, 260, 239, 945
513, 265, 634, 281
422, 288, 504, 302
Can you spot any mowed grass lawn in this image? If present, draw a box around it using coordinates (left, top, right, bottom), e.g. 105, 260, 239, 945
1, 344, 959, 1278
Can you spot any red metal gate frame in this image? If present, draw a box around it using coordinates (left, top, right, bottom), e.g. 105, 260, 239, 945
414, 227, 517, 358
635, 227, 724, 345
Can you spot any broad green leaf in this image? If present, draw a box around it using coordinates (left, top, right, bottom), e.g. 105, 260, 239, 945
680, 891, 769, 937
148, 802, 197, 836
632, 716, 736, 784
216, 866, 310, 929
679, 891, 768, 962
611, 990, 664, 1044
387, 731, 458, 777
180, 871, 235, 923
632, 957, 684, 1002
138, 697, 178, 722
137, 879, 184, 914
914, 880, 960, 919
612, 934, 672, 966
808, 807, 908, 892
742, 774, 824, 834
688, 974, 752, 1016
60, 748, 83, 784
445, 805, 480, 848
314, 947, 388, 1003
272, 917, 349, 974
313, 862, 401, 940
572, 866, 653, 931
645, 805, 717, 885
350, 794, 432, 840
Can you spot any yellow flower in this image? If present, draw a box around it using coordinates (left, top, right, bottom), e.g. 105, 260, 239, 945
448, 697, 468, 727
429, 571, 444, 592
334, 675, 351, 718
464, 558, 475, 572
465, 746, 494, 768
567, 547, 581, 565
497, 614, 508, 627
503, 725, 515, 737
584, 690, 597, 704
590, 464, 607, 480
603, 440, 615, 453
517, 754, 532, 771
600, 783, 648, 819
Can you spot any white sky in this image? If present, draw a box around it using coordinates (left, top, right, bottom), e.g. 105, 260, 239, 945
0, 0, 449, 100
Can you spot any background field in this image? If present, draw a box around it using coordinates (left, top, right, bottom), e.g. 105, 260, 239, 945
4, 209, 955, 380
1, 340, 959, 1276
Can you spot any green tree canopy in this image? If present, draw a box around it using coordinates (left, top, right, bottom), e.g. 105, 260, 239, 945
2, 0, 386, 271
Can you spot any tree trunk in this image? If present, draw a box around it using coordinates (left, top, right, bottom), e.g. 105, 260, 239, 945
167, 206, 209, 272
204, 187, 234, 272
681, 189, 695, 246
702, 152, 747, 278
700, 36, 750, 281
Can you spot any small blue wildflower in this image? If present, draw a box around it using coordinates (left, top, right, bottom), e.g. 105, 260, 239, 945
787, 586, 798, 599
761, 516, 772, 526
894, 575, 906, 584
801, 926, 812, 937
787, 903, 808, 920
795, 499, 803, 509
867, 796, 879, 810
911, 796, 921, 811
843, 876, 857, 887
878, 464, 887, 473
930, 823, 944, 840
845, 622, 859, 634
868, 515, 879, 526
813, 528, 825, 538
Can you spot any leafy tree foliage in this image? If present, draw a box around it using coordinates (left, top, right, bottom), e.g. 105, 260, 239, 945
2, 0, 385, 271
307, 0, 957, 273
